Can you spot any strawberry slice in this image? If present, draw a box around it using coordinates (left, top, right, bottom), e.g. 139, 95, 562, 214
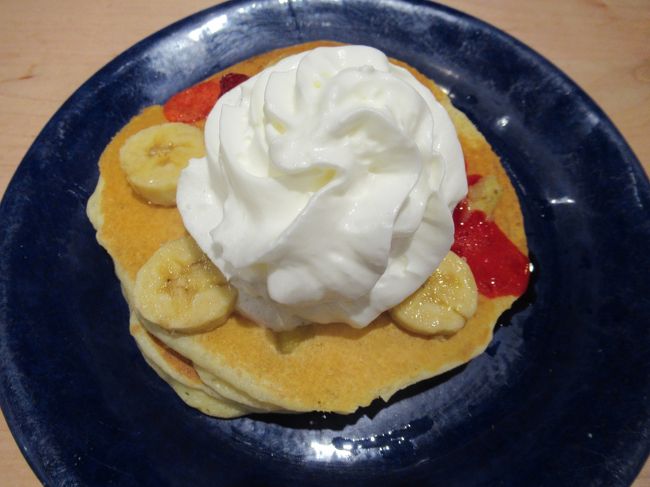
452, 202, 530, 298
220, 73, 249, 93
467, 174, 482, 186
163, 80, 221, 123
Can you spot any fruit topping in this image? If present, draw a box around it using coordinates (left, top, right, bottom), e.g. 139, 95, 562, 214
163, 80, 221, 123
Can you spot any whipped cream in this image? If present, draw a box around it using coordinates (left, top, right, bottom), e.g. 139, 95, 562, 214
177, 45, 466, 331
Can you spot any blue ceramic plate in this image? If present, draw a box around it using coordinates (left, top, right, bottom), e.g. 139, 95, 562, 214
1, 1, 649, 485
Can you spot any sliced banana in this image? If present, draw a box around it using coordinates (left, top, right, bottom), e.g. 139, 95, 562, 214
390, 251, 477, 336
119, 123, 205, 206
467, 174, 503, 217
134, 236, 236, 334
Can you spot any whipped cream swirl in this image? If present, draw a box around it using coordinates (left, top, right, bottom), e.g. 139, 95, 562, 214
177, 45, 466, 331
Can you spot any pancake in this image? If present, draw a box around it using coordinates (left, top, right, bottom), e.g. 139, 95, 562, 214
87, 41, 528, 416
129, 316, 252, 417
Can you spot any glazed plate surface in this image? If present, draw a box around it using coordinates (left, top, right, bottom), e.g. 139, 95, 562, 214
0, 0, 649, 485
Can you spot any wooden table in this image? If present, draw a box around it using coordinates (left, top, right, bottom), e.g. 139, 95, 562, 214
1, 1, 648, 485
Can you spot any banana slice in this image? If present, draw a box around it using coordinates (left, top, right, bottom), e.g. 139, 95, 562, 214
119, 123, 205, 206
390, 251, 477, 336
134, 236, 236, 334
467, 174, 503, 217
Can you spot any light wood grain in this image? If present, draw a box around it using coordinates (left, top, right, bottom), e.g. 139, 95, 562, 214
0, 1, 648, 485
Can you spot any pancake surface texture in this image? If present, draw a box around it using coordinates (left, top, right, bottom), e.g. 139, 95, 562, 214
87, 41, 528, 416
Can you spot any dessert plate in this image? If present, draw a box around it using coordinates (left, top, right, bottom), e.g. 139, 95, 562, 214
1, 0, 649, 485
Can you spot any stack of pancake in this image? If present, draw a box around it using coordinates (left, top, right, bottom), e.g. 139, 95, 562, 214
86, 42, 528, 417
